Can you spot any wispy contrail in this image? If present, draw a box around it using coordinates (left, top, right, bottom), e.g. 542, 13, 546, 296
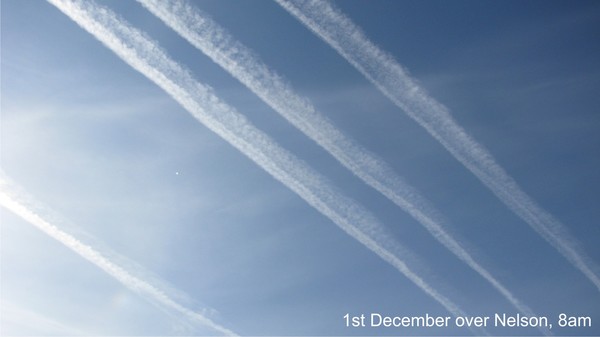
46, 0, 480, 325
0, 172, 237, 336
275, 0, 600, 292
136, 0, 542, 325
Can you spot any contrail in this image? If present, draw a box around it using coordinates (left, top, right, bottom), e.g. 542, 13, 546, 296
136, 0, 543, 326
275, 0, 600, 292
0, 172, 238, 336
46, 0, 481, 326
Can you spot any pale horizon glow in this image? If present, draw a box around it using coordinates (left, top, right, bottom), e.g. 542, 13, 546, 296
0, 172, 238, 336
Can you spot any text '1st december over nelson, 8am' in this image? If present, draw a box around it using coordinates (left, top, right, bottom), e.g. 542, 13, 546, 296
344, 312, 592, 330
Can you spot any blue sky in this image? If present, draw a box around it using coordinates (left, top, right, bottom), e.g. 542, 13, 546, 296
1, 0, 600, 336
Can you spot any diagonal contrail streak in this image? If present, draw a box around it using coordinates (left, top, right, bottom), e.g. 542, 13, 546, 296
136, 0, 544, 327
45, 0, 482, 327
275, 0, 600, 292
0, 172, 238, 336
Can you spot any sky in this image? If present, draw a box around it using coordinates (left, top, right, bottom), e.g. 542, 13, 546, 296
1, 0, 600, 336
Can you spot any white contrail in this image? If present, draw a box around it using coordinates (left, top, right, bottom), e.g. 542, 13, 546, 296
136, 0, 543, 325
45, 0, 481, 326
275, 0, 600, 292
0, 173, 237, 336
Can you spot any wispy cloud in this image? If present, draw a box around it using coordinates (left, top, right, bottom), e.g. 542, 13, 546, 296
137, 0, 543, 327
45, 0, 479, 325
0, 172, 237, 336
1, 300, 88, 336
275, 0, 600, 292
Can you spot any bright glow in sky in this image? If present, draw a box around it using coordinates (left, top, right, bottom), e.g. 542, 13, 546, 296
2, 0, 600, 336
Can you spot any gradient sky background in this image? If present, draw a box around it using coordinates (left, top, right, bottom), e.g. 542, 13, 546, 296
2, 0, 600, 335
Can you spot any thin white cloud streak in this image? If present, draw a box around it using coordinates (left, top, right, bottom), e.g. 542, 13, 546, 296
0, 173, 237, 336
136, 0, 543, 327
275, 0, 600, 292
45, 0, 481, 327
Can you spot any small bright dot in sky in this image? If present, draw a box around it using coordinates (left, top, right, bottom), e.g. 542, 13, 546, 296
175, 172, 179, 175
